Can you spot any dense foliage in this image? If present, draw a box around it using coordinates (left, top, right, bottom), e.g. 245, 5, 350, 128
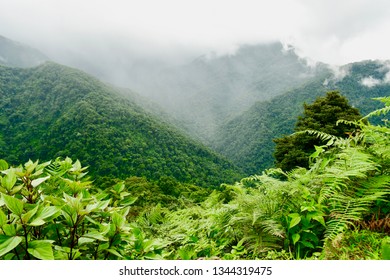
0, 63, 243, 187
1, 97, 389, 260
274, 91, 362, 171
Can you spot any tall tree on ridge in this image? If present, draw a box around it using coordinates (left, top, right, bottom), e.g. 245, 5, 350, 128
273, 91, 362, 171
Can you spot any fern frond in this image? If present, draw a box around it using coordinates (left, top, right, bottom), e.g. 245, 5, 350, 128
336, 119, 362, 128
357, 175, 390, 198
362, 106, 390, 120
372, 96, 390, 106
325, 197, 373, 241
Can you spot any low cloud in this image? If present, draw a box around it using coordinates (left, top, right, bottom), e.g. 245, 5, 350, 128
360, 76, 382, 87
1, 0, 390, 86
360, 63, 390, 87
326, 65, 351, 82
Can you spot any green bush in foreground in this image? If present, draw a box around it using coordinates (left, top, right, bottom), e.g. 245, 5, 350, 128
0, 157, 165, 260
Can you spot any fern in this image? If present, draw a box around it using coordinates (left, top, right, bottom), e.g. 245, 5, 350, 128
363, 106, 390, 120
373, 96, 390, 106
298, 130, 343, 144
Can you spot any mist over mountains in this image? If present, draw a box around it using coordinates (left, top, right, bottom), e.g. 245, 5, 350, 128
114, 43, 326, 143
42, 40, 326, 143
1, 34, 390, 178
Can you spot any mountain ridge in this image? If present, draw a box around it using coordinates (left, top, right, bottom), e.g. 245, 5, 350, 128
0, 61, 244, 186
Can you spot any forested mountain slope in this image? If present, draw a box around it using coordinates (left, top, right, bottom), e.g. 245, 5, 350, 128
214, 60, 390, 174
0, 62, 243, 186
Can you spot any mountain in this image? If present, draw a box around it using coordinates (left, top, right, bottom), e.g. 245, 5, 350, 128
2, 34, 388, 180
0, 35, 48, 67
214, 60, 390, 174
116, 42, 325, 143
0, 62, 243, 187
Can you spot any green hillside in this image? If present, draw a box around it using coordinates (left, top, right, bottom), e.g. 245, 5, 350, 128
0, 62, 243, 186
214, 60, 390, 174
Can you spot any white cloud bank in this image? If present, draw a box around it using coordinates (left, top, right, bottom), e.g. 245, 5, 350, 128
360, 62, 390, 87
361, 76, 382, 87
0, 0, 390, 65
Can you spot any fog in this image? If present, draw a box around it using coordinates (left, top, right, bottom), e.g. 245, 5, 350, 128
1, 0, 390, 67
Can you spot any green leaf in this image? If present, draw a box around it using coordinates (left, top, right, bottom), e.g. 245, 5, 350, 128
29, 218, 45, 227
0, 235, 22, 257
312, 215, 326, 227
31, 176, 50, 188
2, 224, 16, 236
292, 233, 300, 245
82, 232, 108, 242
61, 205, 78, 227
288, 213, 301, 229
35, 206, 60, 221
28, 240, 54, 260
22, 204, 39, 224
144, 252, 163, 260
0, 159, 8, 171
78, 237, 95, 245
111, 212, 125, 229
25, 160, 38, 175
300, 240, 315, 249
112, 182, 125, 193
121, 196, 137, 206
34, 161, 51, 176
1, 171, 17, 192
382, 238, 390, 260
53, 246, 68, 260
0, 209, 7, 227
310, 145, 324, 159
9, 185, 23, 195
105, 248, 123, 258
63, 193, 82, 215
85, 199, 110, 213
2, 194, 24, 216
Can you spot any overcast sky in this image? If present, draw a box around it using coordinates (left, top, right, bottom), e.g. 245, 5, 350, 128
1, 0, 390, 65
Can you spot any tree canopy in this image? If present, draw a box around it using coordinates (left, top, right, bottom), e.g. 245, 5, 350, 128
273, 91, 362, 171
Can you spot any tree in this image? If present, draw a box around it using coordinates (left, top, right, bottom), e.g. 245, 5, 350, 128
273, 91, 362, 171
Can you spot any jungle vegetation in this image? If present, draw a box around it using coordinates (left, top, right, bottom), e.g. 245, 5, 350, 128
0, 63, 243, 187
1, 95, 389, 260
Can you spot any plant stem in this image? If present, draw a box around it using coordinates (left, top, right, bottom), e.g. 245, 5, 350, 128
69, 215, 81, 259
13, 248, 20, 260
21, 223, 30, 260
104, 232, 118, 260
55, 224, 62, 246
94, 240, 100, 260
